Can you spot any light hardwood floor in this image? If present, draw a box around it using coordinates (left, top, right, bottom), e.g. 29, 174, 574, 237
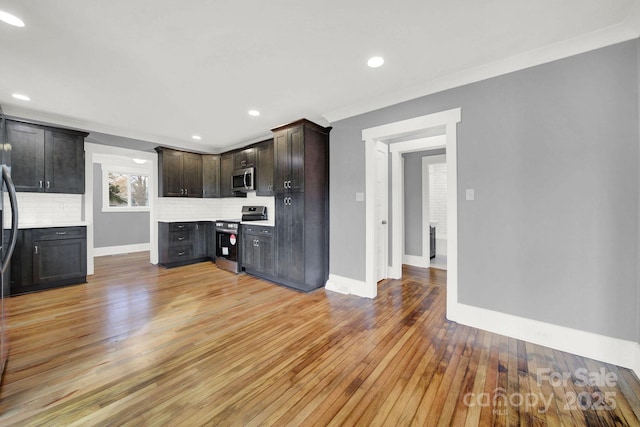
1, 252, 639, 426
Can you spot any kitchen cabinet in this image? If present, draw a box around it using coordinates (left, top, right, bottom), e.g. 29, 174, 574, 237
202, 154, 221, 198
271, 119, 330, 292
256, 140, 274, 196
241, 224, 274, 278
273, 124, 304, 193
219, 153, 235, 197
10, 226, 87, 295
233, 147, 256, 169
158, 221, 209, 267
6, 120, 87, 194
156, 148, 203, 197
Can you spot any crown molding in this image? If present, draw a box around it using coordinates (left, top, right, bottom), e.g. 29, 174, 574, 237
323, 22, 639, 124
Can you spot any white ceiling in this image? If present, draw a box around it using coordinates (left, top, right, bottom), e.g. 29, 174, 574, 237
1, 0, 640, 152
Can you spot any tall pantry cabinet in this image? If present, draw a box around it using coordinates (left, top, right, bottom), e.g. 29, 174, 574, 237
272, 119, 330, 292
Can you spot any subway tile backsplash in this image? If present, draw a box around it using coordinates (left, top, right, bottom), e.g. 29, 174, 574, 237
3, 193, 83, 228
157, 192, 275, 222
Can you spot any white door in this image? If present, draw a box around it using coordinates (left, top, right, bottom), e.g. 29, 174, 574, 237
375, 142, 389, 281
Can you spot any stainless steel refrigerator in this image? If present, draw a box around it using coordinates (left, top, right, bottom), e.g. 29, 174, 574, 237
0, 105, 19, 380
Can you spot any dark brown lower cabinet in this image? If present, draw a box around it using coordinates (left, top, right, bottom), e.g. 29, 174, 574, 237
241, 225, 274, 278
10, 227, 87, 295
158, 222, 210, 267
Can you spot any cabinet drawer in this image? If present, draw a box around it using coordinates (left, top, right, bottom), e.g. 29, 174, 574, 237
169, 223, 197, 232
31, 226, 86, 241
242, 225, 273, 236
167, 246, 193, 262
169, 231, 194, 247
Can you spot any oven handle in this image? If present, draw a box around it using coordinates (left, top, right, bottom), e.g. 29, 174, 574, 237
243, 170, 249, 189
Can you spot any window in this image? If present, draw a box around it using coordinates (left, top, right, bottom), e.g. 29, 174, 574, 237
102, 166, 150, 212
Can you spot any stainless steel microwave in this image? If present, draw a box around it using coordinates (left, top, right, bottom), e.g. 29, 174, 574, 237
231, 167, 255, 192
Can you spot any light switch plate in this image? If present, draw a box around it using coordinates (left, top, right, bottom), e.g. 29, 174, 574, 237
355, 192, 365, 202
465, 189, 475, 201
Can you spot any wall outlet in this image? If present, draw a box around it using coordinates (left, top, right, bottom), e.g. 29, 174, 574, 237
355, 192, 365, 202
465, 189, 475, 201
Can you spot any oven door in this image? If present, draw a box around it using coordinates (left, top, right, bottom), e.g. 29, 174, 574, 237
216, 229, 238, 262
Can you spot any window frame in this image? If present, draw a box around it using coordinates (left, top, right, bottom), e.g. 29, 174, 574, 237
102, 165, 151, 213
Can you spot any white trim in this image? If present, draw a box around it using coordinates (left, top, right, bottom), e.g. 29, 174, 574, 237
403, 254, 429, 269
421, 157, 431, 268
455, 303, 640, 378
375, 141, 389, 281
362, 108, 461, 300
94, 243, 151, 257
325, 274, 373, 298
324, 23, 638, 123
84, 143, 158, 273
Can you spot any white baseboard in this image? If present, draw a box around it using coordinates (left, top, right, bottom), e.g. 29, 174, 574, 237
326, 274, 374, 298
403, 254, 429, 268
449, 302, 640, 378
94, 243, 150, 257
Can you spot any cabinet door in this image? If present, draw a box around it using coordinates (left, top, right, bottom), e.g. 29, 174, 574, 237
256, 141, 274, 196
202, 155, 221, 198
257, 235, 274, 276
273, 130, 289, 193
275, 193, 304, 283
233, 148, 256, 169
241, 232, 256, 270
45, 129, 85, 194
33, 238, 87, 285
159, 149, 184, 197
182, 152, 203, 197
194, 222, 208, 258
288, 125, 305, 192
273, 126, 304, 193
220, 154, 234, 197
6, 121, 45, 192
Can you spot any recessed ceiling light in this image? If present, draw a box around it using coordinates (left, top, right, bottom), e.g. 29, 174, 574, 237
132, 158, 147, 164
12, 93, 30, 101
367, 56, 384, 68
192, 135, 202, 140
248, 110, 260, 117
0, 10, 25, 27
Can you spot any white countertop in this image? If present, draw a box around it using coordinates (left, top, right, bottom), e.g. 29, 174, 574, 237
241, 220, 274, 227
157, 219, 275, 227
16, 222, 88, 229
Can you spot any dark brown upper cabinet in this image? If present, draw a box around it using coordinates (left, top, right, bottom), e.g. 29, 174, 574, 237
202, 154, 221, 198
156, 147, 203, 197
233, 147, 256, 169
255, 139, 274, 196
5, 120, 86, 194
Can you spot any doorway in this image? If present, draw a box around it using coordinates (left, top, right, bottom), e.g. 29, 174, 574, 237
362, 108, 460, 315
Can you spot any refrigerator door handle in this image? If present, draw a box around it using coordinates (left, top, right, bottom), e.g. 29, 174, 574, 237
1, 165, 18, 274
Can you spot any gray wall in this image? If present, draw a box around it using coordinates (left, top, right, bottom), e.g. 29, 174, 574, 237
403, 149, 446, 257
93, 163, 150, 248
330, 40, 639, 341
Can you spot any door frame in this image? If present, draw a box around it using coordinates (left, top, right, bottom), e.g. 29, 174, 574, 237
375, 141, 389, 281
362, 108, 460, 315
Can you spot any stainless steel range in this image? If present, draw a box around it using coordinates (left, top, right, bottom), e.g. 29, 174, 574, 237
215, 206, 267, 273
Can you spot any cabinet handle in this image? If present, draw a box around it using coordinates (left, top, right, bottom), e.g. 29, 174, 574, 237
46, 181, 50, 189
178, 236, 185, 241
255, 239, 260, 247
178, 225, 185, 229
56, 232, 67, 235
195, 223, 198, 230
178, 251, 185, 256
39, 180, 43, 188
34, 245, 39, 255
185, 189, 188, 196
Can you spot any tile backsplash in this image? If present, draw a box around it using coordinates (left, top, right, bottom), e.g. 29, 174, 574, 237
157, 192, 275, 222
3, 192, 83, 228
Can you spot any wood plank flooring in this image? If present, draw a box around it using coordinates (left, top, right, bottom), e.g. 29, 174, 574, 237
1, 252, 639, 426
